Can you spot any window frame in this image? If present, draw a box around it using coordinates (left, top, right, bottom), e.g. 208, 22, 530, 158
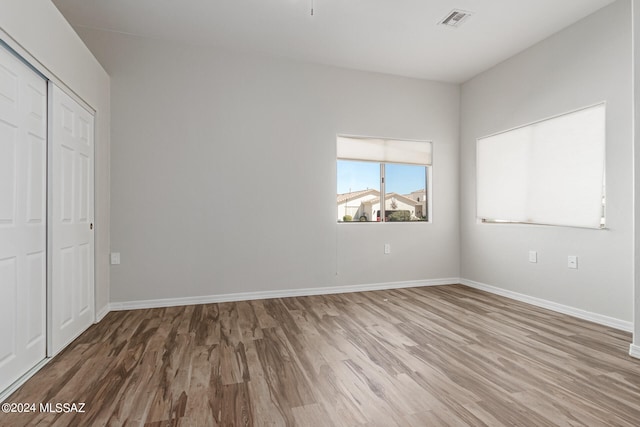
336, 135, 433, 224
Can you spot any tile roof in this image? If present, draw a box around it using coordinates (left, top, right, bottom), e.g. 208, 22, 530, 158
337, 189, 418, 206
336, 189, 379, 203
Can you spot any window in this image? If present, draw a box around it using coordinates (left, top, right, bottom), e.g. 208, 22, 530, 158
476, 103, 605, 228
336, 136, 432, 223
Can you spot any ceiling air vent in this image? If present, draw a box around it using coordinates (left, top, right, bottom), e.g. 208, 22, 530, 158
438, 9, 472, 28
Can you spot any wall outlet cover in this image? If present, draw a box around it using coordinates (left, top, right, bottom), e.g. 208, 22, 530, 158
110, 252, 121, 265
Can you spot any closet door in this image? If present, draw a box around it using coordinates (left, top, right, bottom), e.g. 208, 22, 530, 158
0, 46, 47, 392
49, 85, 94, 356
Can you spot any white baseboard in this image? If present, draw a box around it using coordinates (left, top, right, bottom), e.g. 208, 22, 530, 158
0, 358, 50, 403
460, 278, 633, 332
630, 344, 640, 359
108, 278, 459, 311
105, 277, 634, 334
95, 304, 110, 323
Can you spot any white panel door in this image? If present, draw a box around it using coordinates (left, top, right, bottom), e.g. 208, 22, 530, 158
50, 85, 94, 356
0, 46, 47, 392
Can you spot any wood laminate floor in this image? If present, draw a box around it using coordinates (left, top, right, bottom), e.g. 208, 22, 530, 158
2, 284, 639, 426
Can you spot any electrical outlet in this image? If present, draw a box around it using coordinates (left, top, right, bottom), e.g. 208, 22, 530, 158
384, 243, 391, 254
568, 255, 578, 269
528, 251, 537, 263
110, 252, 121, 265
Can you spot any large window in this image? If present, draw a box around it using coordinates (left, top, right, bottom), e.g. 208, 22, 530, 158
336, 136, 432, 223
476, 103, 605, 228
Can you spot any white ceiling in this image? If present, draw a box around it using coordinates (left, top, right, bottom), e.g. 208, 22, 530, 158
52, 0, 616, 83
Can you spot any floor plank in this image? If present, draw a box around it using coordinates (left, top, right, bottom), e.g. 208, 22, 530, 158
2, 284, 639, 426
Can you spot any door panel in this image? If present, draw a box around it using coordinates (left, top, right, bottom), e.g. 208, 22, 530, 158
0, 122, 16, 223
0, 257, 17, 364
78, 153, 89, 221
50, 84, 94, 356
61, 145, 73, 223
79, 243, 90, 314
25, 252, 45, 346
0, 46, 47, 392
59, 246, 74, 328
26, 134, 45, 223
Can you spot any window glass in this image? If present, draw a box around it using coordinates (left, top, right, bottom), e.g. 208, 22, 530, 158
337, 159, 429, 223
385, 163, 428, 221
337, 160, 379, 222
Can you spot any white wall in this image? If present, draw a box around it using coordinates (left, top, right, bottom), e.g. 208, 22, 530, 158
0, 1, 110, 316
461, 0, 633, 323
76, 28, 460, 303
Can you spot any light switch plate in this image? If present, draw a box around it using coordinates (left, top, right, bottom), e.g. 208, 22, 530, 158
568, 255, 578, 269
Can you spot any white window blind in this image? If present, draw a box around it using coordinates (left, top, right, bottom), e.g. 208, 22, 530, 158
476, 103, 605, 229
337, 136, 432, 165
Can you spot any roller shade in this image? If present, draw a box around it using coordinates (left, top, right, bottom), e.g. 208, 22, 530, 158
476, 103, 606, 229
337, 136, 432, 166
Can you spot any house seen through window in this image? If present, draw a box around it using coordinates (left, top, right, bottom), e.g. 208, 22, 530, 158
336, 136, 432, 223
